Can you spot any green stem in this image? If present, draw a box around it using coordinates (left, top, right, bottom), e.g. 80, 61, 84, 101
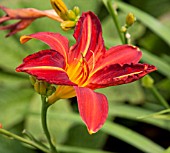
41, 95, 57, 153
150, 86, 169, 109
123, 32, 128, 44
0, 128, 49, 153
106, 0, 125, 44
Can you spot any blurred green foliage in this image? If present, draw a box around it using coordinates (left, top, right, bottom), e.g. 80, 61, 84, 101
0, 0, 170, 153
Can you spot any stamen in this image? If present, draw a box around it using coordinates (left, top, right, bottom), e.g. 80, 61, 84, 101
66, 53, 90, 86
78, 55, 89, 86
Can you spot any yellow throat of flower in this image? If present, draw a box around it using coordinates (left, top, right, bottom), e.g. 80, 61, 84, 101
66, 56, 90, 87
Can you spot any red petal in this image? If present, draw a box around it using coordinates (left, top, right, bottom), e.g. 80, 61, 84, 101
16, 49, 76, 86
94, 45, 142, 71
0, 19, 33, 37
74, 86, 108, 134
88, 63, 157, 89
69, 12, 106, 68
20, 32, 69, 62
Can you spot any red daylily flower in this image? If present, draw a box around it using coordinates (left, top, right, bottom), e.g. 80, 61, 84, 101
0, 5, 63, 37
16, 12, 156, 134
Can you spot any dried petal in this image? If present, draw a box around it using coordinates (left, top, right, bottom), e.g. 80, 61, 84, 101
0, 5, 63, 36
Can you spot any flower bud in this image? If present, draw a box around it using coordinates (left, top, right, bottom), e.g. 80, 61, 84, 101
50, 0, 68, 20
67, 10, 76, 20
141, 75, 154, 88
29, 75, 36, 85
46, 86, 56, 96
31, 78, 56, 97
39, 81, 47, 95
121, 26, 127, 33
34, 81, 40, 94
73, 6, 80, 16
61, 20, 76, 31
126, 12, 136, 27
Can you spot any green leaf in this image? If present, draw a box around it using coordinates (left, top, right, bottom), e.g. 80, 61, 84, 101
0, 86, 33, 128
0, 135, 36, 153
64, 125, 107, 149
109, 104, 170, 131
156, 79, 170, 100
97, 82, 145, 104
164, 146, 170, 153
141, 49, 170, 78
128, 0, 170, 17
0, 71, 28, 87
57, 144, 113, 153
30, 111, 165, 153
138, 108, 170, 120
103, 121, 165, 153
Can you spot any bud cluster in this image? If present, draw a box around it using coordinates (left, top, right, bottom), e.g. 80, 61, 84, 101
50, 0, 80, 30
29, 76, 56, 97
121, 12, 136, 33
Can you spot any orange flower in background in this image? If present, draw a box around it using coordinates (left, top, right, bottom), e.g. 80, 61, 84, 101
16, 12, 157, 134
0, 5, 63, 37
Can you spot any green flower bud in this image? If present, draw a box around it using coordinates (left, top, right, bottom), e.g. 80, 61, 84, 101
34, 81, 40, 94
33, 80, 49, 95
39, 81, 47, 95
141, 75, 154, 88
73, 6, 80, 16
121, 26, 127, 33
30, 78, 55, 97
29, 75, 36, 85
67, 10, 76, 20
46, 86, 56, 96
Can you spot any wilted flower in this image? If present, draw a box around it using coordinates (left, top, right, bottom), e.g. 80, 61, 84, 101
0, 5, 63, 37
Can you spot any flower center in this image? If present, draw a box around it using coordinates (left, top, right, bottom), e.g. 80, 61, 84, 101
66, 55, 89, 86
